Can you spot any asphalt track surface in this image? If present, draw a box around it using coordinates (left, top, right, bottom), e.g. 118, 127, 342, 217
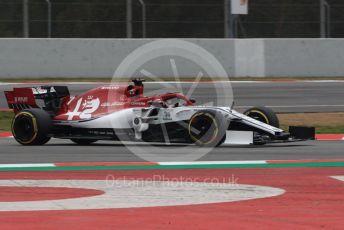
0, 138, 343, 163
1, 81, 344, 113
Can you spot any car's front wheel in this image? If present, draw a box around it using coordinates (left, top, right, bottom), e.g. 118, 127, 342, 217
244, 106, 280, 145
188, 110, 227, 147
244, 106, 279, 128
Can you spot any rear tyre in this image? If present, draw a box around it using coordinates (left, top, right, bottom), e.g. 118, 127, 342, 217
12, 109, 52, 145
70, 139, 98, 145
188, 110, 227, 147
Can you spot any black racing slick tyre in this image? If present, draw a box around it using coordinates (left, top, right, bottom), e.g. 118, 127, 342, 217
11, 109, 52, 145
70, 139, 98, 145
244, 106, 280, 128
188, 110, 227, 147
244, 106, 279, 145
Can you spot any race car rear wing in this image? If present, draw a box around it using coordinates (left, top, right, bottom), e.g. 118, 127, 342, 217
4, 88, 38, 112
4, 86, 70, 113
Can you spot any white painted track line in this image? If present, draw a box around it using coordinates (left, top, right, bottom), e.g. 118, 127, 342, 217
0, 163, 55, 168
158, 161, 267, 165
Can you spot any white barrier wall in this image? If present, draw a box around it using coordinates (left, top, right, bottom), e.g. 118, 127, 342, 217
0, 38, 343, 78
264, 39, 344, 77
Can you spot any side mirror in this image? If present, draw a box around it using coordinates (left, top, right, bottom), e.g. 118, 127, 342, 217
190, 98, 196, 104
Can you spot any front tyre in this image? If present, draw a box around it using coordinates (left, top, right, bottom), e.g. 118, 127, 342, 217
244, 106, 279, 128
12, 109, 52, 145
244, 106, 280, 145
188, 110, 227, 147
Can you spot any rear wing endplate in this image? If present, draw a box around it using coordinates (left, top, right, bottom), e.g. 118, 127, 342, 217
4, 88, 38, 113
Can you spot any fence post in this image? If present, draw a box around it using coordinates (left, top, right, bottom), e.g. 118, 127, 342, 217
126, 0, 133, 38
224, 0, 234, 38
138, 0, 146, 38
320, 0, 331, 38
23, 0, 29, 38
45, 0, 52, 38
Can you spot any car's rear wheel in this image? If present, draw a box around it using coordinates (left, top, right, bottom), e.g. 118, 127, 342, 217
70, 139, 98, 145
12, 109, 52, 145
188, 110, 227, 147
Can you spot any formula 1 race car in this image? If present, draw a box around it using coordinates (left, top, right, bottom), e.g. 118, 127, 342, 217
4, 79, 315, 146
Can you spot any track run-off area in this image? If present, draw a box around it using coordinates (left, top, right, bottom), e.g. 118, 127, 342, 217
0, 137, 344, 229
0, 160, 344, 229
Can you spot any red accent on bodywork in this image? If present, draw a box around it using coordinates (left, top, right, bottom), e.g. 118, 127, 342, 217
56, 95, 71, 115
4, 88, 38, 114
54, 84, 193, 121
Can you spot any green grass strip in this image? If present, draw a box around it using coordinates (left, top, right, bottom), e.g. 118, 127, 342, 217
1, 161, 344, 171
